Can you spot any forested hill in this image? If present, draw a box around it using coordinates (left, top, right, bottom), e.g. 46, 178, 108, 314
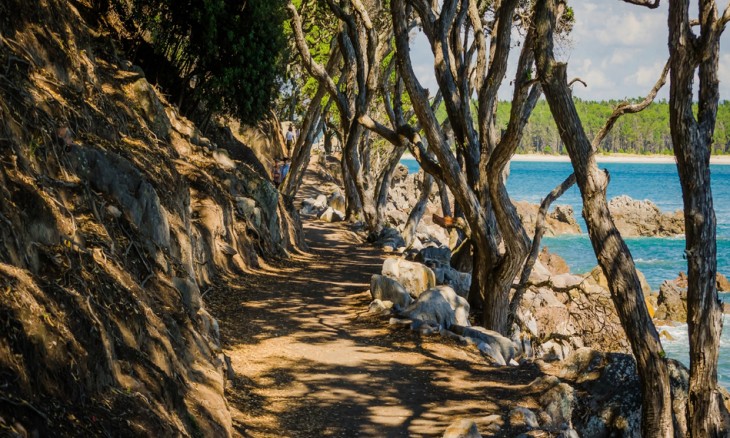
494, 99, 730, 155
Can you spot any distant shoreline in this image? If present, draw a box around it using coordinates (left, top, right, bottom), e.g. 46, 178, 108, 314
512, 153, 730, 165
401, 152, 730, 165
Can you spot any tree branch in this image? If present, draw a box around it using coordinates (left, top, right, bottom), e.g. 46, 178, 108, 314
358, 114, 401, 145
568, 77, 588, 88
591, 60, 669, 150
286, 3, 350, 119
621, 0, 660, 9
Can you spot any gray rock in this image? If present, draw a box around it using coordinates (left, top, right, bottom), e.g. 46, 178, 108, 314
319, 207, 344, 223
539, 380, 575, 431
415, 246, 452, 268
434, 266, 472, 298
368, 299, 394, 314
370, 275, 412, 308
327, 190, 346, 212
300, 197, 319, 215
106, 204, 122, 219
173, 277, 202, 314
450, 325, 516, 364
236, 197, 262, 227
314, 194, 328, 209
382, 258, 436, 298
68, 146, 171, 249
509, 407, 539, 429
442, 418, 482, 438
213, 149, 236, 170
403, 286, 470, 329
376, 227, 406, 251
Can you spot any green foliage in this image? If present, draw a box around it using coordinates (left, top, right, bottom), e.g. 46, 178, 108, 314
118, 0, 287, 124
494, 99, 730, 155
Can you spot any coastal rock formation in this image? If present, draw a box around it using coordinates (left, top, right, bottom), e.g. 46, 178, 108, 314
608, 195, 684, 237
514, 201, 582, 236
654, 280, 688, 322
538, 348, 730, 438
539, 247, 571, 275
674, 271, 730, 292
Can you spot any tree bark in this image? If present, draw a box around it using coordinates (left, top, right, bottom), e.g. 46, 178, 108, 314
534, 1, 673, 435
667, 0, 725, 434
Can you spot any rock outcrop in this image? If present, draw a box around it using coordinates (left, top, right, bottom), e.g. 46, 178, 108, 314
538, 348, 730, 438
608, 195, 684, 237
674, 271, 730, 292
514, 201, 582, 236
654, 280, 688, 322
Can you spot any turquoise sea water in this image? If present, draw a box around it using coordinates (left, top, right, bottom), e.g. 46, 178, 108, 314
401, 157, 730, 386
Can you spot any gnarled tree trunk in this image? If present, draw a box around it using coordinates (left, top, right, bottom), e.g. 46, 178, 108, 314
534, 0, 673, 435
667, 0, 726, 434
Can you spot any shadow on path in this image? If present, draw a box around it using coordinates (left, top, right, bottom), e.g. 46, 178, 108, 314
208, 193, 544, 437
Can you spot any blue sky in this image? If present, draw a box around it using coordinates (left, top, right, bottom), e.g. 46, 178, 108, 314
412, 1, 730, 101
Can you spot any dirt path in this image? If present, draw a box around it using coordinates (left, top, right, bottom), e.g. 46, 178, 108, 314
208, 184, 542, 437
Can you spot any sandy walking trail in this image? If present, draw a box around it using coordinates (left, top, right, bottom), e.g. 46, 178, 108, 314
207, 172, 544, 437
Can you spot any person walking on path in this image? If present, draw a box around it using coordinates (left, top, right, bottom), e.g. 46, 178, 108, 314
285, 125, 296, 155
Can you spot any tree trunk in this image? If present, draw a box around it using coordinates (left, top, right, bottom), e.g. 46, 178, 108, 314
437, 179, 452, 217
534, 1, 673, 435
668, 0, 724, 434
402, 172, 433, 246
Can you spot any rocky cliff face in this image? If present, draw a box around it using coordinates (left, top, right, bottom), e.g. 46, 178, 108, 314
0, 1, 299, 435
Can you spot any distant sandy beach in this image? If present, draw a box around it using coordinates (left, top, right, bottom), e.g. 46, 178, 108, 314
401, 152, 730, 165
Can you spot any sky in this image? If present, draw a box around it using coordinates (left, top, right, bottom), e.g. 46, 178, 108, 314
411, 0, 730, 102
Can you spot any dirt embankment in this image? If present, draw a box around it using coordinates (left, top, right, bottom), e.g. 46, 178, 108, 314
0, 1, 299, 436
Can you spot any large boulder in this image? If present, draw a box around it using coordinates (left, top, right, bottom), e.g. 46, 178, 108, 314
450, 325, 516, 365
375, 228, 406, 251
433, 266, 472, 298
370, 274, 412, 309
516, 274, 630, 361
538, 348, 719, 438
327, 190, 346, 213
608, 195, 684, 237
403, 286, 470, 329
654, 280, 688, 322
300, 195, 328, 216
382, 258, 436, 298
415, 246, 452, 269
319, 207, 344, 223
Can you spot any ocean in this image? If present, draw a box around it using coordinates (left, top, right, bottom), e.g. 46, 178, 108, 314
401, 157, 730, 387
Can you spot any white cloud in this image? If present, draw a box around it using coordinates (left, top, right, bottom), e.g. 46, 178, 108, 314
626, 61, 666, 89
410, 0, 730, 101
